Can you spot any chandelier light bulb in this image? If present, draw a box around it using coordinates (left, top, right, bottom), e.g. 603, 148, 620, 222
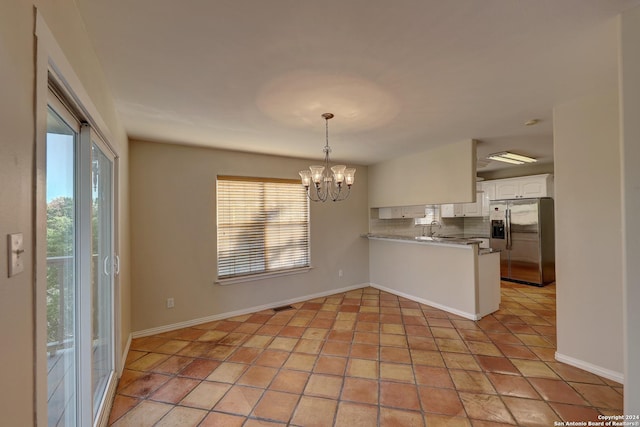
299, 170, 312, 187
309, 165, 325, 184
331, 165, 346, 184
344, 168, 356, 186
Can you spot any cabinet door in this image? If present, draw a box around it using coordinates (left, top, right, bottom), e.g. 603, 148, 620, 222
520, 177, 547, 198
480, 182, 495, 216
402, 205, 426, 218
482, 182, 496, 201
441, 204, 462, 218
480, 185, 492, 215
462, 196, 482, 216
379, 206, 424, 219
378, 207, 400, 219
495, 181, 519, 199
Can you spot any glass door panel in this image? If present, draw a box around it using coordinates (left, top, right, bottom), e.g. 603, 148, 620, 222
91, 141, 114, 417
46, 105, 78, 427
45, 90, 116, 426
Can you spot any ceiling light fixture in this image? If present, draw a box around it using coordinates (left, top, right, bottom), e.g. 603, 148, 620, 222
299, 113, 355, 202
488, 151, 537, 165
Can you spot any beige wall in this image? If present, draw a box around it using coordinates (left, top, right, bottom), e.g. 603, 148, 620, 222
129, 140, 369, 332
553, 87, 623, 379
368, 139, 476, 207
0, 1, 129, 423
0, 3, 37, 424
620, 5, 640, 412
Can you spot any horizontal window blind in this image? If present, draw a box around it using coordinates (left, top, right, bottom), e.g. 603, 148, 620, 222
217, 176, 310, 280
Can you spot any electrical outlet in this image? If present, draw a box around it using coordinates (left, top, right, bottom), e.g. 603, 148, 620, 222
166, 298, 175, 308
338, 269, 343, 278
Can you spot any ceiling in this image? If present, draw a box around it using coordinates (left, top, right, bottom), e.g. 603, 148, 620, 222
76, 0, 638, 171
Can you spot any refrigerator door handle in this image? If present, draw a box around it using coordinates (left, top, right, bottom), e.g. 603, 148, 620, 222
506, 208, 512, 250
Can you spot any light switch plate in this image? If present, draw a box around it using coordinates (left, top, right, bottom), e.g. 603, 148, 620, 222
8, 233, 24, 277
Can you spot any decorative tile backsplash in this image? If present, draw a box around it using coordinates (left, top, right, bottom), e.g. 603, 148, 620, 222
369, 211, 489, 238
462, 217, 491, 237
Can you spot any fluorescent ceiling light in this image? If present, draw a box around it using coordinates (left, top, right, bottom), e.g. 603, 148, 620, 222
487, 151, 537, 165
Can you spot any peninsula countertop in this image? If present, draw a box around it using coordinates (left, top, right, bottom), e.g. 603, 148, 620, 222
362, 233, 498, 254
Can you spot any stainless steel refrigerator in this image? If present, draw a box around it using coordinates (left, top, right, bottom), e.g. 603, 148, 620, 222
489, 198, 555, 286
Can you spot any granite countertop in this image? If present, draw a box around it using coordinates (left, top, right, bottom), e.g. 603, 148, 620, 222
363, 234, 499, 254
363, 233, 479, 245
439, 233, 490, 239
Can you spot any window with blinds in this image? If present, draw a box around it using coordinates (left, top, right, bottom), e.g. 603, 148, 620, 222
216, 176, 310, 280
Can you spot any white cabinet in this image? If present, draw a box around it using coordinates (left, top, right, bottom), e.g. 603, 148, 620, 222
480, 181, 494, 216
441, 203, 463, 218
378, 207, 401, 219
494, 180, 520, 199
403, 205, 427, 218
493, 174, 553, 199
520, 178, 550, 198
462, 196, 482, 216
378, 205, 425, 219
438, 175, 553, 218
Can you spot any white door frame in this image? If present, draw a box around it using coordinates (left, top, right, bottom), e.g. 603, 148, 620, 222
35, 11, 121, 427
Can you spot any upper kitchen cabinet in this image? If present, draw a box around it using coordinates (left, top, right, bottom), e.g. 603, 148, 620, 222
480, 181, 495, 216
378, 205, 426, 219
493, 174, 554, 199
440, 203, 463, 218
462, 195, 483, 216
369, 140, 477, 207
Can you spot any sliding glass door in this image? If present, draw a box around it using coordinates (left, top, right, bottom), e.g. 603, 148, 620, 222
90, 140, 115, 419
46, 88, 116, 426
46, 99, 79, 427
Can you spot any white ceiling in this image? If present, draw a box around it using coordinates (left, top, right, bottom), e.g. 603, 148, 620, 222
76, 0, 638, 170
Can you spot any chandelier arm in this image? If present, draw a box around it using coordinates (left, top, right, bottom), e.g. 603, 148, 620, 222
305, 185, 324, 202
330, 186, 340, 202
316, 182, 327, 202
337, 184, 352, 202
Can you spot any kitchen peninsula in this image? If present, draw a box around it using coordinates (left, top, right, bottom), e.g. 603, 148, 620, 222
366, 234, 500, 320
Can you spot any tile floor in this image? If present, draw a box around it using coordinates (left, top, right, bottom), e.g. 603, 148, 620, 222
109, 283, 624, 426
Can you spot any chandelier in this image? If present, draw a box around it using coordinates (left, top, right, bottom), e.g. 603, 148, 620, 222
299, 113, 356, 202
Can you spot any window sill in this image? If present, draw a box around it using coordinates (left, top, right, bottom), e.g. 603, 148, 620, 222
216, 266, 313, 286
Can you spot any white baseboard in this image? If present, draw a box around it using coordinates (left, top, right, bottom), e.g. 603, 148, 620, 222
555, 351, 624, 384
119, 333, 132, 376
369, 282, 479, 320
132, 283, 369, 339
